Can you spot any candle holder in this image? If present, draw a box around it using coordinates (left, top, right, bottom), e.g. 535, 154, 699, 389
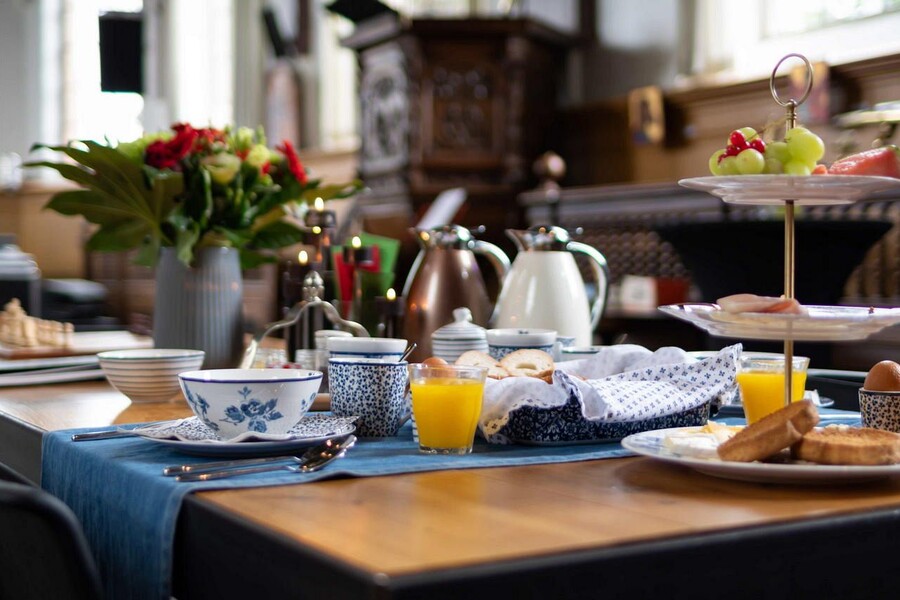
241, 269, 369, 369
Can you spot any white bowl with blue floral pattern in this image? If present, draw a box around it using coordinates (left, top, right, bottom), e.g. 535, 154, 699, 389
177, 368, 322, 440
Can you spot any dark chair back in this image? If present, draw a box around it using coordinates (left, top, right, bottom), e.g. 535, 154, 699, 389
0, 481, 103, 600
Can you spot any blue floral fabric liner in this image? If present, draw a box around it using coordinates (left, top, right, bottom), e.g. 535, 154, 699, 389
42, 419, 636, 600
482, 344, 741, 443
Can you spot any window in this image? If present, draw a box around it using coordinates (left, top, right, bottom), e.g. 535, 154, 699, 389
691, 0, 900, 84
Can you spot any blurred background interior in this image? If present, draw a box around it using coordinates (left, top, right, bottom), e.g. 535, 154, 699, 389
2, 0, 900, 369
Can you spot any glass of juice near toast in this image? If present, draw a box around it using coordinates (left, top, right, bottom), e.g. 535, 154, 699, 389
736, 355, 810, 424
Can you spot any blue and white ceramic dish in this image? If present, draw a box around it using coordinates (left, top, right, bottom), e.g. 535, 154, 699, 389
178, 368, 322, 439
500, 394, 711, 445
327, 337, 407, 360
132, 413, 357, 457
329, 358, 409, 437
486, 328, 557, 360
859, 389, 900, 432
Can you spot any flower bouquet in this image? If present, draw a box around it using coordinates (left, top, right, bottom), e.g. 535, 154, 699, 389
30, 123, 360, 268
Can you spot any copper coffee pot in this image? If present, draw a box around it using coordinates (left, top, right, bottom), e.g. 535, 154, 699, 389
401, 225, 509, 361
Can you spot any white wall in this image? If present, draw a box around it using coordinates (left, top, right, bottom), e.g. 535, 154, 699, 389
0, 1, 35, 158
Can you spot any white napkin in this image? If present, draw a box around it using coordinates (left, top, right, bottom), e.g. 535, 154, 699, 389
480, 344, 741, 443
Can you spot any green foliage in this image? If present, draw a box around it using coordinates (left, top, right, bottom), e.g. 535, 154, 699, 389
28, 134, 362, 269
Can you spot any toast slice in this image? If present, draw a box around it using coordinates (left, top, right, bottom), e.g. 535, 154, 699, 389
793, 427, 900, 465
717, 400, 819, 462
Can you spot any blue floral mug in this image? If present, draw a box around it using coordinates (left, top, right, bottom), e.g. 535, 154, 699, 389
329, 358, 409, 437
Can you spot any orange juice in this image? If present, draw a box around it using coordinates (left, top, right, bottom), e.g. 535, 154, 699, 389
736, 370, 807, 424
410, 378, 484, 451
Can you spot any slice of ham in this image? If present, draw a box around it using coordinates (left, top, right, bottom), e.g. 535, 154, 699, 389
717, 293, 808, 315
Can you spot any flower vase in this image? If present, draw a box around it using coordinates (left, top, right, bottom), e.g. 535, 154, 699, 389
153, 247, 244, 369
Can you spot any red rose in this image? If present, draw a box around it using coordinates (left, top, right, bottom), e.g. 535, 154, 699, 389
167, 123, 199, 160
145, 140, 179, 170
276, 140, 307, 185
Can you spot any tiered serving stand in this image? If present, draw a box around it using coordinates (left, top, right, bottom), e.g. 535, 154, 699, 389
665, 53, 900, 408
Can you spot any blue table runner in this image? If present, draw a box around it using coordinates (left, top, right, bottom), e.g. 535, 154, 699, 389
42, 409, 862, 600
42, 419, 645, 600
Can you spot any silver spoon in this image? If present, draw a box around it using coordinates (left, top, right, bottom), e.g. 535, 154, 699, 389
399, 343, 417, 362
175, 435, 356, 482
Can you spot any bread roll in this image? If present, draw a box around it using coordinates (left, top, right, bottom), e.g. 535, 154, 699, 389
499, 349, 555, 377
455, 350, 509, 379
794, 427, 900, 465
717, 400, 819, 462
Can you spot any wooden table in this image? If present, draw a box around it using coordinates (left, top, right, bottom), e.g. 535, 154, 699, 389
3, 379, 900, 599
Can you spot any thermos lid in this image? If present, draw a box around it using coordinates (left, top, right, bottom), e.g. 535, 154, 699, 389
431, 308, 487, 341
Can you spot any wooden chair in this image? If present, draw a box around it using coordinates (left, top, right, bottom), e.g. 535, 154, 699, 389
0, 480, 103, 599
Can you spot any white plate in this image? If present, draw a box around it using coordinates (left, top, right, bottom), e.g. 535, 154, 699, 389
678, 175, 900, 205
132, 413, 357, 457
660, 303, 900, 342
622, 427, 900, 484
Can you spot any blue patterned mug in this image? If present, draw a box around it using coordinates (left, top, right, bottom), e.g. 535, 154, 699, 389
329, 358, 409, 437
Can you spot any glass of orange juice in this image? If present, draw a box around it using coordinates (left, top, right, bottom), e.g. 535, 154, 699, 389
408, 364, 487, 454
736, 355, 810, 424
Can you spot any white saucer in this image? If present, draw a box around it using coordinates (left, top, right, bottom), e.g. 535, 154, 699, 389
132, 413, 357, 457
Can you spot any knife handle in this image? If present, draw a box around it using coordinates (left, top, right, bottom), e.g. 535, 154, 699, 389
71, 430, 135, 442
163, 455, 293, 476
176, 463, 289, 482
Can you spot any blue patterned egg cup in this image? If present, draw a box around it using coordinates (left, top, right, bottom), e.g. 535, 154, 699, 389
177, 369, 322, 440
859, 389, 900, 433
329, 358, 409, 437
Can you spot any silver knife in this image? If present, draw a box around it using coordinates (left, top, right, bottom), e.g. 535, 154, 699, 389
71, 419, 185, 442
175, 435, 356, 482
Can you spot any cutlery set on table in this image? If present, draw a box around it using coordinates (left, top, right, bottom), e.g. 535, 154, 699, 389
72, 424, 357, 481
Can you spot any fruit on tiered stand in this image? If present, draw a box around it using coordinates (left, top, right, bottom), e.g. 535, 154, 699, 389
708, 126, 826, 176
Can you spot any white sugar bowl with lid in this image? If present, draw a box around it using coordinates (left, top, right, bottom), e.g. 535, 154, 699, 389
431, 307, 488, 363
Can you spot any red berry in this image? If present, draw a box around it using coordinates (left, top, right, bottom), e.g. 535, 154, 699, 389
729, 131, 747, 148
724, 145, 739, 158
749, 138, 766, 153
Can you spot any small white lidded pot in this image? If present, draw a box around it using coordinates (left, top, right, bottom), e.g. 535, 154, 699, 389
431, 307, 488, 364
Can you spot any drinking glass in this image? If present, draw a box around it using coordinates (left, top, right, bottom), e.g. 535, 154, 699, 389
736, 355, 810, 424
407, 364, 487, 454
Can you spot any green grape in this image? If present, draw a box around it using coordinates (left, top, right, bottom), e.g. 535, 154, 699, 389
708, 149, 726, 175
764, 158, 784, 174
783, 160, 812, 176
765, 141, 790, 164
785, 127, 825, 163
720, 156, 739, 175
738, 127, 758, 141
736, 149, 765, 174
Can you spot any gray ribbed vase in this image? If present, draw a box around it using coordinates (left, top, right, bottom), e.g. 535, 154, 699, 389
152, 247, 244, 369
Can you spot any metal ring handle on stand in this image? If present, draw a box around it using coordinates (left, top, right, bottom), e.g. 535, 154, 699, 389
769, 53, 813, 113
769, 53, 813, 410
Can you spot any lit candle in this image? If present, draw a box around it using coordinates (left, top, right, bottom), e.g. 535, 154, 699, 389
304, 197, 336, 269
376, 287, 405, 338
